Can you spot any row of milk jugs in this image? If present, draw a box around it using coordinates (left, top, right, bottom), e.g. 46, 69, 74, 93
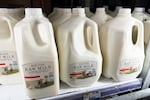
0, 7, 148, 99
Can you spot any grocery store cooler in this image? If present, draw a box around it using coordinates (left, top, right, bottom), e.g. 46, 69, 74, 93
0, 0, 150, 99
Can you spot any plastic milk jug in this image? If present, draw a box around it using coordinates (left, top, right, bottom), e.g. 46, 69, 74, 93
0, 9, 22, 85
132, 7, 150, 21
14, 8, 59, 99
48, 8, 64, 22
91, 8, 112, 31
57, 8, 102, 87
100, 8, 145, 81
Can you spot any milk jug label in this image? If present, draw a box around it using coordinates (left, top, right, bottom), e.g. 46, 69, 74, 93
119, 58, 141, 74
0, 51, 18, 75
69, 61, 97, 79
23, 62, 54, 89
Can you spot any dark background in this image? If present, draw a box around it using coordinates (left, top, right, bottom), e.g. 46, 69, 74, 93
0, 0, 149, 15
51, 0, 150, 13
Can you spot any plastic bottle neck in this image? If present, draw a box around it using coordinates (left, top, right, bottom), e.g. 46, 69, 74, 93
95, 8, 106, 15
25, 8, 44, 17
55, 8, 64, 14
72, 8, 85, 17
115, 6, 122, 11
61, 8, 72, 15
117, 8, 131, 16
133, 7, 145, 13
85, 7, 90, 13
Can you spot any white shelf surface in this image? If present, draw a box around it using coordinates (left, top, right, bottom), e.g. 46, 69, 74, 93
0, 77, 142, 100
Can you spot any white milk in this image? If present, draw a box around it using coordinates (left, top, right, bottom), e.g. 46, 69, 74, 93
132, 7, 150, 21
14, 8, 59, 99
57, 8, 102, 87
100, 8, 145, 81
0, 8, 22, 85
91, 8, 112, 30
85, 7, 94, 17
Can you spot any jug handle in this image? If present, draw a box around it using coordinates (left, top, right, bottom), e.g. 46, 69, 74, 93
0, 17, 14, 39
36, 21, 55, 45
133, 20, 144, 48
84, 21, 100, 53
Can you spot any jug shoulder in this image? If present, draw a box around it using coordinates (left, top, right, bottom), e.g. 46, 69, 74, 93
91, 16, 109, 26
17, 17, 51, 25
58, 18, 85, 30
104, 16, 142, 28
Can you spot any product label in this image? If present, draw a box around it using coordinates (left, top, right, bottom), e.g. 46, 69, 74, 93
0, 51, 18, 75
69, 61, 97, 79
119, 58, 141, 74
23, 62, 54, 90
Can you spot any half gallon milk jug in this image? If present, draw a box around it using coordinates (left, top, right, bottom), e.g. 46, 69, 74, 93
14, 8, 59, 99
91, 8, 112, 30
0, 9, 22, 85
57, 8, 102, 87
100, 8, 145, 81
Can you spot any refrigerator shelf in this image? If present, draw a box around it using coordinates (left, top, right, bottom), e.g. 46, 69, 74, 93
0, 77, 142, 100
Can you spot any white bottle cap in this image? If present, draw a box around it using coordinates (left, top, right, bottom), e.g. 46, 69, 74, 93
62, 8, 71, 13
96, 8, 105, 12
118, 8, 131, 15
134, 7, 145, 12
25, 8, 43, 16
72, 8, 85, 16
96, 8, 106, 14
